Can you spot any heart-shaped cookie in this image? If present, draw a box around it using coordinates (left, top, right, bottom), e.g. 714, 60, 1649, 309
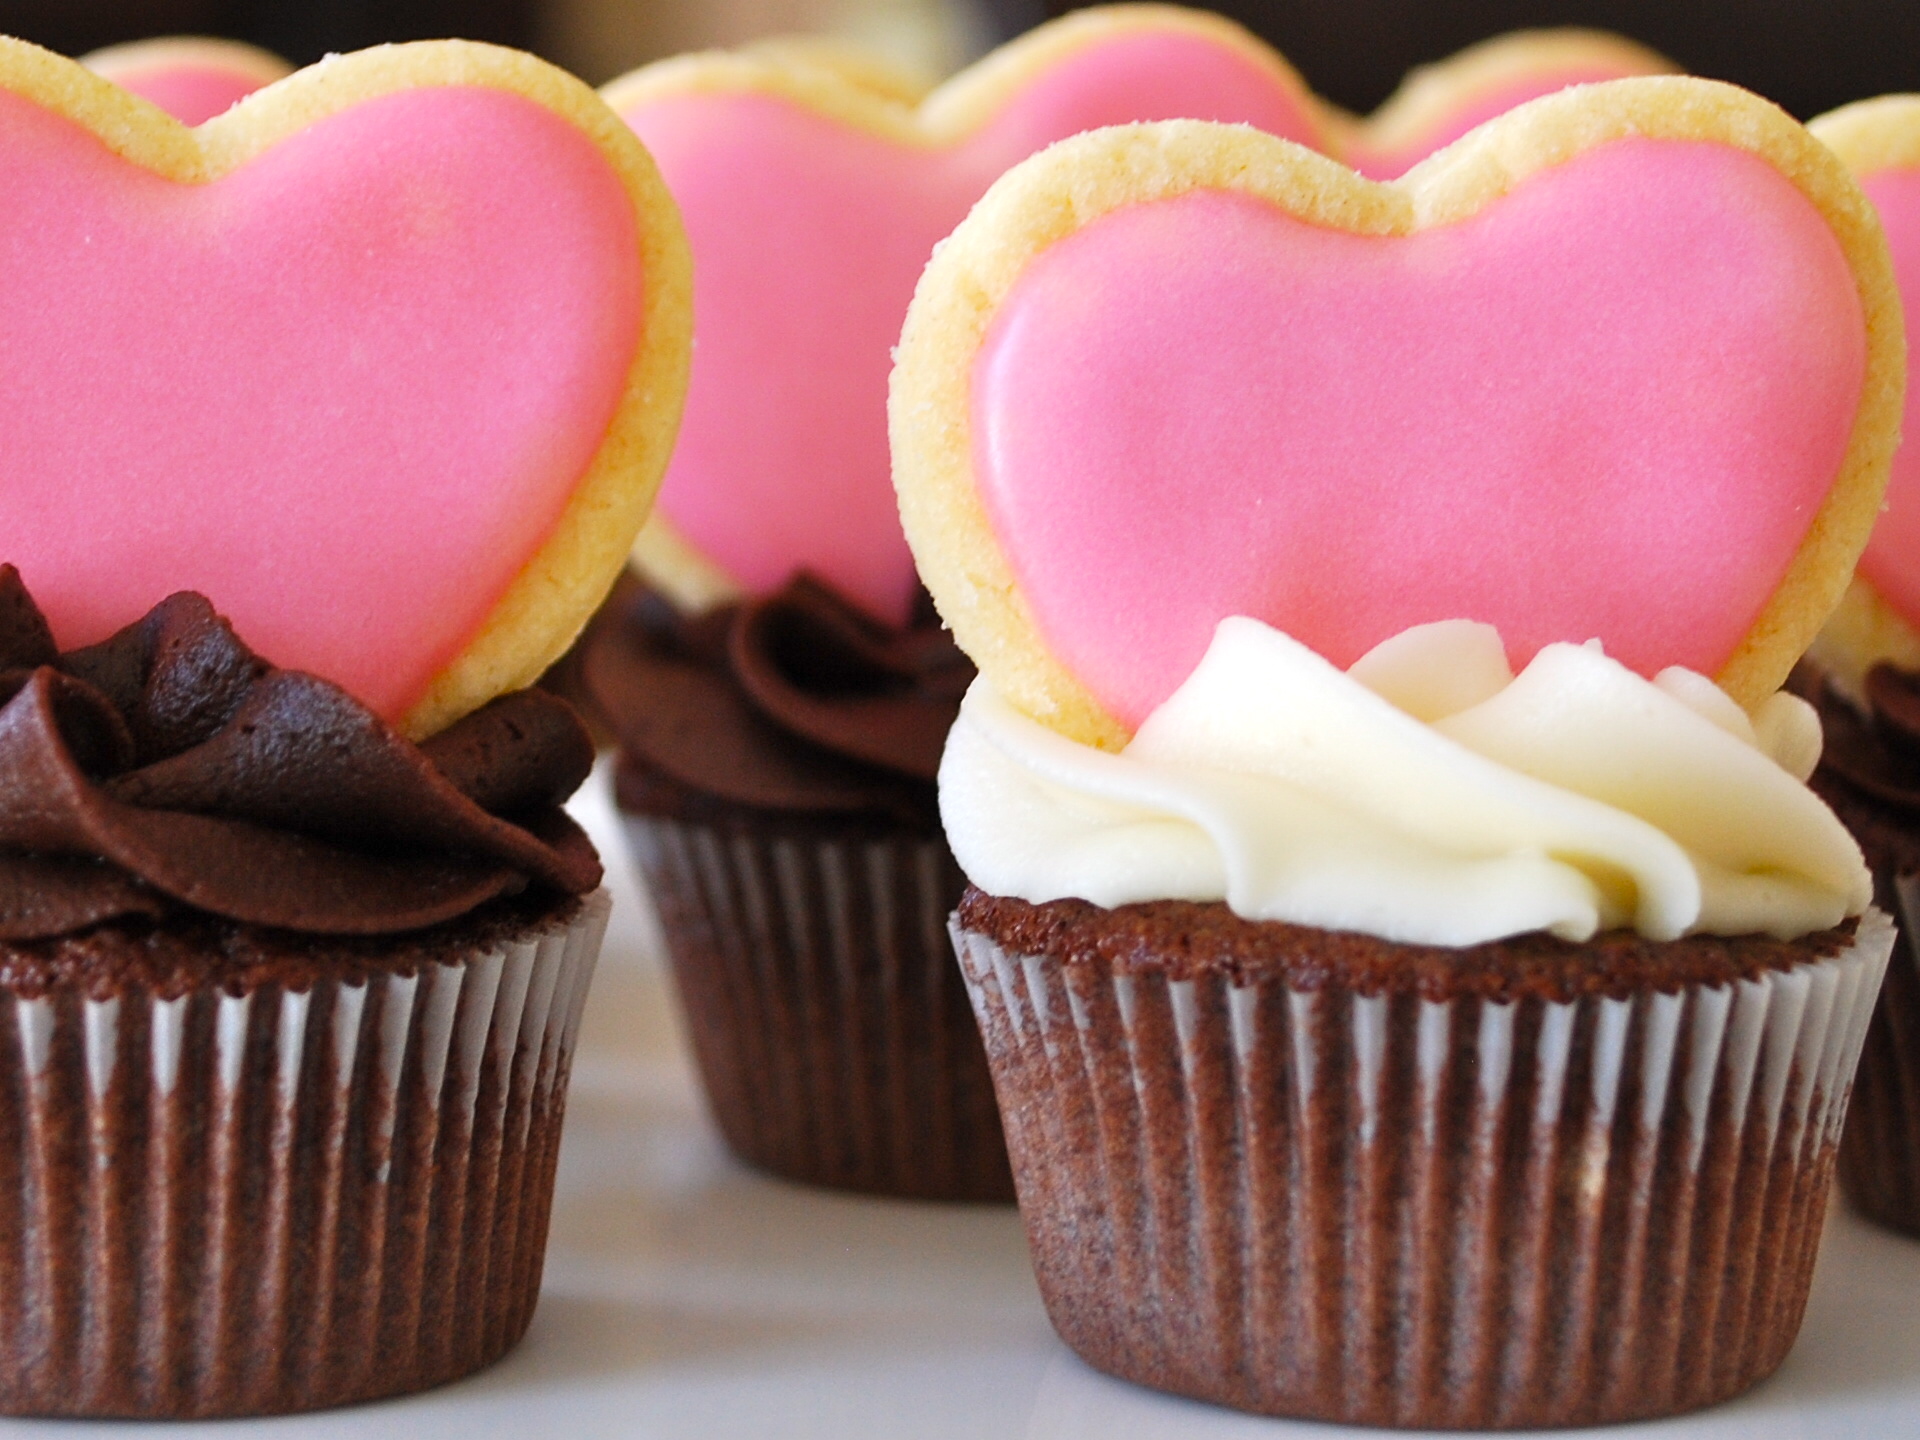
891, 80, 1902, 750
81, 36, 290, 125
1808, 98, 1920, 677
0, 38, 691, 739
608, 5, 1320, 627
611, 7, 1669, 629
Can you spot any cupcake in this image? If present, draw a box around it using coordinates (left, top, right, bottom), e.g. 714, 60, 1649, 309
0, 38, 690, 1415
889, 82, 1903, 1428
1801, 96, 1920, 1237
586, 7, 1324, 1201
583, 574, 1006, 1199
586, 9, 1675, 1200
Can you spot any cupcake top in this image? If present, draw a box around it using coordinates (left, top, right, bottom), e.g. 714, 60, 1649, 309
582, 574, 968, 829
0, 39, 695, 935
0, 568, 599, 941
891, 79, 1902, 946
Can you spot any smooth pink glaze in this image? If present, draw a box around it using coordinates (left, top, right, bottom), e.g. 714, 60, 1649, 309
111, 62, 273, 125
621, 29, 1324, 626
1347, 66, 1653, 178
974, 139, 1865, 728
0, 85, 642, 720
1856, 167, 1920, 628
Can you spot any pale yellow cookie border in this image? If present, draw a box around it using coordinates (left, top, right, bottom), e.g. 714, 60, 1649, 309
0, 36, 693, 739
737, 35, 936, 106
80, 36, 294, 95
891, 78, 1904, 749
1344, 28, 1675, 160
601, 5, 1314, 155
1807, 96, 1920, 690
601, 4, 1319, 604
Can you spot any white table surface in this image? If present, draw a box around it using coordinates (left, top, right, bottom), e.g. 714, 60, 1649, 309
6, 759, 1920, 1439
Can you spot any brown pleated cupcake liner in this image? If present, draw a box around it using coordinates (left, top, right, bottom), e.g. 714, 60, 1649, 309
1837, 874, 1920, 1233
0, 890, 608, 1419
953, 911, 1893, 1430
626, 815, 1013, 1201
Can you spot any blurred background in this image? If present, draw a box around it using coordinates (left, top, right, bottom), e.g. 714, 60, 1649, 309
1, 0, 1917, 120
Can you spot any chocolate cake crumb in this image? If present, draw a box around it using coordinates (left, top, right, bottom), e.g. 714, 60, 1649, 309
957, 889, 1854, 1004
0, 889, 579, 1001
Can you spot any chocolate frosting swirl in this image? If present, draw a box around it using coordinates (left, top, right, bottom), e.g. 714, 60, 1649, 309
0, 567, 600, 940
581, 573, 973, 828
1815, 663, 1920, 817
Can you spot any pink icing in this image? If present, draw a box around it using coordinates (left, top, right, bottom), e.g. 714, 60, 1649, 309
1348, 66, 1653, 178
621, 29, 1324, 626
1855, 167, 1920, 628
973, 139, 1865, 729
108, 62, 273, 126
0, 84, 642, 721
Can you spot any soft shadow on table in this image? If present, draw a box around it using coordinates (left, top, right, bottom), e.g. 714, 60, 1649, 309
548, 1070, 1044, 1339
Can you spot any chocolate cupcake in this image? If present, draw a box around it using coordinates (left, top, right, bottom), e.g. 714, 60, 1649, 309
0, 570, 608, 1417
941, 622, 1888, 1429
582, 575, 1013, 1200
1802, 664, 1920, 1234
1800, 97, 1920, 1240
885, 89, 1906, 1426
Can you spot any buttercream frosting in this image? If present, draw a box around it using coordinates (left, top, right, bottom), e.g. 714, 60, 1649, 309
1812, 662, 1920, 823
0, 567, 599, 939
584, 575, 970, 827
941, 618, 1867, 947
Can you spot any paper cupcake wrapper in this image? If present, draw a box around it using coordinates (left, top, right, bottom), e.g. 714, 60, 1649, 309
1837, 874, 1920, 1232
626, 814, 1012, 1200
0, 891, 607, 1419
954, 911, 1893, 1430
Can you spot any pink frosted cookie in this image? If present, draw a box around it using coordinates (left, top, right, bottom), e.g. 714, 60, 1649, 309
891, 79, 1903, 749
736, 35, 934, 105
0, 36, 691, 738
606, 6, 1323, 627
607, 6, 1671, 629
80, 36, 290, 125
1808, 98, 1920, 680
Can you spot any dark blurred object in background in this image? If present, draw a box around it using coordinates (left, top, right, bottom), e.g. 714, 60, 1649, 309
0, 0, 970, 90
6, 0, 1917, 123
984, 0, 1920, 120
0, 0, 533, 66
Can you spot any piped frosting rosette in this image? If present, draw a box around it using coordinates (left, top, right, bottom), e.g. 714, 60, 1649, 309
945, 618, 1861, 948
891, 79, 1902, 1427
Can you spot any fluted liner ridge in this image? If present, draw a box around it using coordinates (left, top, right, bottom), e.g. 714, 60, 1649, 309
627, 816, 1012, 1200
1837, 877, 1920, 1233
954, 912, 1892, 1429
0, 891, 607, 1418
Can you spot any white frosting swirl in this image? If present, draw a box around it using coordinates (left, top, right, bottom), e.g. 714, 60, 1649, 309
939, 619, 1869, 946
